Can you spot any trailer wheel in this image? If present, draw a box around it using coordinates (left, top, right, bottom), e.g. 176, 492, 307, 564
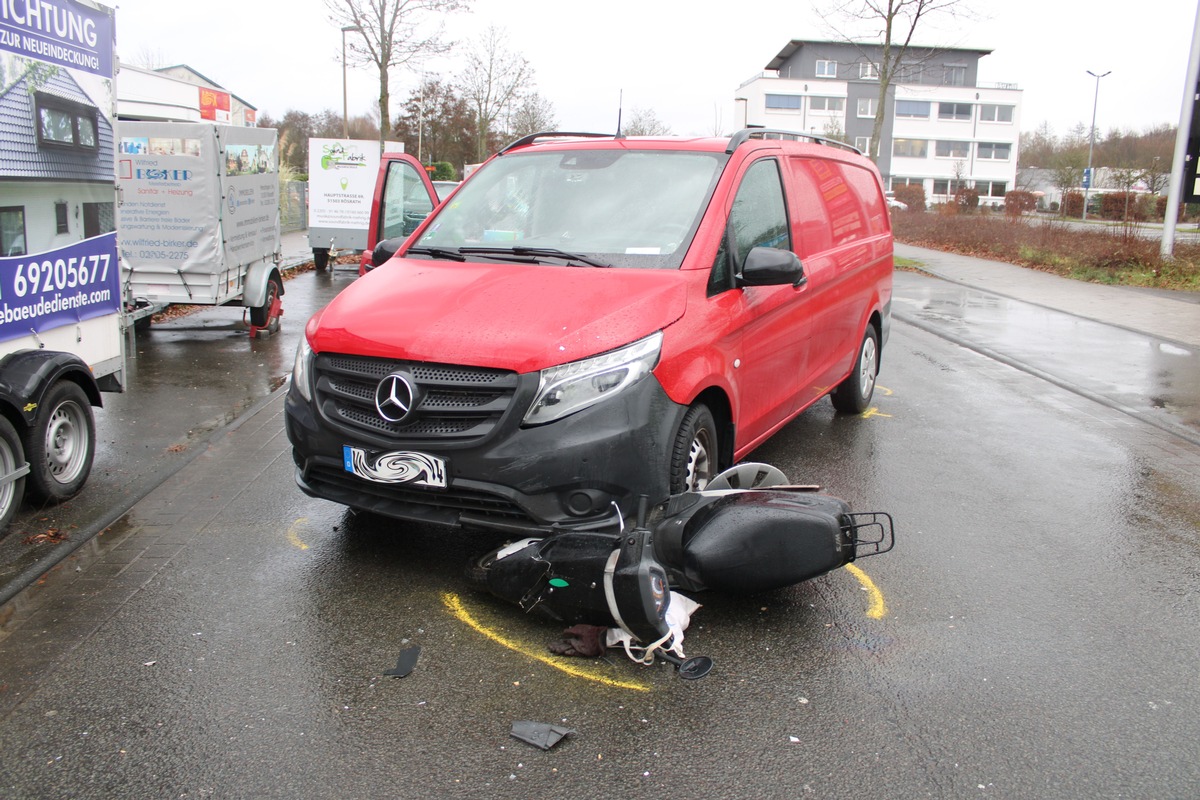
23, 380, 94, 504
250, 274, 282, 332
0, 416, 26, 530
313, 248, 330, 272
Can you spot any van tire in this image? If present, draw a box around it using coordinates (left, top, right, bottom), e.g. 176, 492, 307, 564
670, 403, 718, 493
0, 416, 26, 529
831, 324, 879, 414
23, 380, 94, 504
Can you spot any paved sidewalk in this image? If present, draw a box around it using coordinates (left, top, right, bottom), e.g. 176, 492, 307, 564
896, 242, 1200, 349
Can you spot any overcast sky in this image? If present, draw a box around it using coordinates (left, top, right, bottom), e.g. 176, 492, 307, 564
110, 0, 1197, 139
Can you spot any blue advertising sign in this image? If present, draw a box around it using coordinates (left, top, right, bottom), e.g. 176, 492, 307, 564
0, 0, 113, 78
0, 232, 121, 343
1082, 167, 1092, 189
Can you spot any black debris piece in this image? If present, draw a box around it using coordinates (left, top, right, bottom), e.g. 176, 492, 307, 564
511, 720, 575, 751
383, 646, 421, 678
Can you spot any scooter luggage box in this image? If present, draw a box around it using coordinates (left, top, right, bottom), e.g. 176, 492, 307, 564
678, 492, 852, 593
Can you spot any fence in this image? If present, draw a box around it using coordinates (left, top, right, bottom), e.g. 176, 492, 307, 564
281, 181, 307, 233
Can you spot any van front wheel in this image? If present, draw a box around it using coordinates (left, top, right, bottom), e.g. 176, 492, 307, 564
831, 324, 879, 414
670, 403, 718, 493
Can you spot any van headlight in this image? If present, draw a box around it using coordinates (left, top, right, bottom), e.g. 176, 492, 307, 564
291, 338, 314, 401
524, 332, 663, 426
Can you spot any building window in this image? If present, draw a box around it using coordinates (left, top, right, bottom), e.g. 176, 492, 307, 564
938, 102, 973, 121
942, 65, 967, 86
935, 140, 970, 159
895, 100, 931, 118
977, 142, 1011, 160
855, 137, 871, 155
859, 62, 879, 80
976, 181, 1008, 197
980, 104, 1014, 123
893, 139, 928, 158
766, 94, 803, 110
892, 177, 924, 188
809, 96, 844, 112
35, 93, 99, 152
816, 60, 838, 78
55, 202, 69, 235
896, 62, 923, 82
857, 98, 876, 118
932, 179, 968, 195
1, 207, 26, 257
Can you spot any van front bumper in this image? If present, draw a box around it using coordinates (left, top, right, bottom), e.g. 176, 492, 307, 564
285, 376, 685, 533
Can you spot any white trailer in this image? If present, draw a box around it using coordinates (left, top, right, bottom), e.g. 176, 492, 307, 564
0, 0, 124, 528
117, 121, 284, 335
306, 137, 400, 271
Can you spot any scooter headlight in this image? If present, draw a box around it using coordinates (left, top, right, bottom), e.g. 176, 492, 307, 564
524, 332, 662, 426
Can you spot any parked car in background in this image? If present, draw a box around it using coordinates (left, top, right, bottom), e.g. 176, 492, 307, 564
885, 191, 908, 211
287, 129, 894, 533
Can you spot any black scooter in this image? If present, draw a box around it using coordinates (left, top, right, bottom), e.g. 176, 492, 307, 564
465, 463, 894, 679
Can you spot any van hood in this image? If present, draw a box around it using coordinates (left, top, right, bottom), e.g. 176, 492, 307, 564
309, 259, 689, 373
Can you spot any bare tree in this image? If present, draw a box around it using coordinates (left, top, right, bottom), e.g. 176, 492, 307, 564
458, 25, 531, 161
824, 0, 971, 162
507, 92, 557, 140
622, 107, 672, 136
326, 0, 469, 152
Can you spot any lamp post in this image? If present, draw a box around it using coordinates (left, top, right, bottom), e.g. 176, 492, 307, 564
1082, 69, 1110, 222
341, 25, 362, 138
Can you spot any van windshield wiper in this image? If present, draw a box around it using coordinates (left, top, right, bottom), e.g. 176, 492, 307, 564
459, 246, 611, 268
406, 246, 466, 262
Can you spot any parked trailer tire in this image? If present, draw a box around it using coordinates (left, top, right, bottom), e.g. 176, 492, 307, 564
0, 416, 26, 529
250, 274, 283, 333
23, 380, 95, 504
313, 248, 330, 272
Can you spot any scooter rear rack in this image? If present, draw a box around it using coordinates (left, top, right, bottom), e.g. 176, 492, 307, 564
845, 511, 895, 559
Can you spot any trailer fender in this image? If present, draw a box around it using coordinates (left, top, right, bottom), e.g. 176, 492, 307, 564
0, 351, 102, 427
242, 262, 285, 309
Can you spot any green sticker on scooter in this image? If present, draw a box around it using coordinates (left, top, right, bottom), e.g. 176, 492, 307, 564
549, 578, 569, 588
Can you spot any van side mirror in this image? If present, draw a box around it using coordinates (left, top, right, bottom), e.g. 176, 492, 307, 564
738, 246, 806, 288
371, 237, 405, 268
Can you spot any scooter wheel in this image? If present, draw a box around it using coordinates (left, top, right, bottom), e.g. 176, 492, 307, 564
464, 553, 496, 591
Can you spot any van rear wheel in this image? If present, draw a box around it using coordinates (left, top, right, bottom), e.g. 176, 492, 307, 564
670, 403, 718, 493
831, 324, 879, 414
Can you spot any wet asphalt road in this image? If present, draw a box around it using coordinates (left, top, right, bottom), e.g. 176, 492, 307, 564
0, 259, 1199, 797
0, 262, 355, 600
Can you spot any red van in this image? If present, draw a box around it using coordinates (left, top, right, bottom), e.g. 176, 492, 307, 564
286, 130, 893, 533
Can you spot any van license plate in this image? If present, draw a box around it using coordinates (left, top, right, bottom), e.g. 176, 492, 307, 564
343, 446, 447, 488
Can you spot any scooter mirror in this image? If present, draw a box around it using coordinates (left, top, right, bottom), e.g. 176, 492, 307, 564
678, 656, 714, 680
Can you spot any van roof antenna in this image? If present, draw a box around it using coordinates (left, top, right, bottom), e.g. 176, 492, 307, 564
616, 88, 623, 137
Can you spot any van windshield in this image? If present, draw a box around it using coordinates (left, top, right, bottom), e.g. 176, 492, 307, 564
412, 149, 725, 269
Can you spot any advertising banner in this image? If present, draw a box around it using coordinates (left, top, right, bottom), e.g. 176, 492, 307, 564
117, 125, 221, 276
0, 0, 114, 77
307, 138, 382, 250
0, 0, 118, 345
0, 232, 120, 342
219, 127, 279, 268
199, 87, 231, 125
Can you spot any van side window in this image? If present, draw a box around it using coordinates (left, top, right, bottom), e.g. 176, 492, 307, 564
379, 160, 435, 240
709, 159, 790, 295
731, 159, 790, 264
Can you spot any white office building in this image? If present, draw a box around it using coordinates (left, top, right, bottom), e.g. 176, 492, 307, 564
736, 40, 1021, 205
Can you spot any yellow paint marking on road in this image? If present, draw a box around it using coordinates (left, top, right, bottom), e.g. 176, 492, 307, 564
875, 384, 894, 396
286, 518, 310, 551
844, 563, 887, 619
862, 407, 892, 419
442, 592, 651, 692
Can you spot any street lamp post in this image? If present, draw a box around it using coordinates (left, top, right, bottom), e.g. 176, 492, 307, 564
342, 25, 362, 139
1082, 69, 1110, 222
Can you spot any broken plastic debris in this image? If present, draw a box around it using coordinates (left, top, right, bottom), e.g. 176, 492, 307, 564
383, 646, 420, 678
511, 720, 575, 750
